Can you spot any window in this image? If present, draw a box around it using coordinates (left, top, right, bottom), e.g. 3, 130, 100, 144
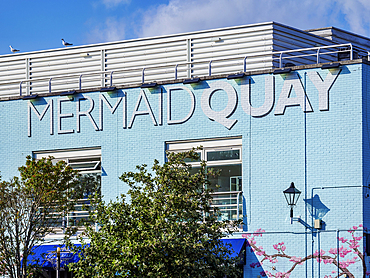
166, 137, 242, 221
33, 147, 101, 234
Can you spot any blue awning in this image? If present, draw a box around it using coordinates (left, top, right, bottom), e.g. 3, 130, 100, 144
27, 245, 81, 269
29, 240, 245, 268
221, 238, 246, 264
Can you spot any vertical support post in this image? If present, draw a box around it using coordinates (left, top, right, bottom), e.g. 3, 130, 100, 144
142, 68, 145, 83
279, 52, 283, 68
19, 81, 23, 96
175, 64, 178, 80
25, 58, 30, 96
110, 71, 114, 87
350, 44, 353, 60
316, 48, 320, 64
236, 191, 241, 220
318, 230, 321, 278
290, 207, 293, 224
101, 49, 106, 87
79, 75, 82, 90
56, 247, 61, 278
208, 61, 212, 76
337, 230, 340, 278
49, 78, 52, 93
186, 38, 191, 78
243, 56, 247, 72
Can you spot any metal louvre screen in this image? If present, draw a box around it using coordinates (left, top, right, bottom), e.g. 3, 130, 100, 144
0, 22, 365, 98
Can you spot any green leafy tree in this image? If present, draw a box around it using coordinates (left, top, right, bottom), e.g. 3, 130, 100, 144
69, 150, 243, 278
0, 156, 81, 278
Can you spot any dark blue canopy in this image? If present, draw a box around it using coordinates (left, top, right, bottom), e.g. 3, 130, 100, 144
221, 238, 246, 263
27, 244, 81, 269
29, 240, 246, 269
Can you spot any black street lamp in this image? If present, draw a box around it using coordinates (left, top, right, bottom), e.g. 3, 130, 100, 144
56, 247, 61, 278
283, 182, 301, 223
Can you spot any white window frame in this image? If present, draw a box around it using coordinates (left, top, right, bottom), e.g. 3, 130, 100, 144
166, 137, 243, 222
33, 147, 101, 238
166, 137, 242, 166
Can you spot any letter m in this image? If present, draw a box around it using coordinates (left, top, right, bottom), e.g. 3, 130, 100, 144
28, 99, 53, 137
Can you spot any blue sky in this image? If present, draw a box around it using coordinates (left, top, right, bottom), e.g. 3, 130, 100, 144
1, 0, 370, 55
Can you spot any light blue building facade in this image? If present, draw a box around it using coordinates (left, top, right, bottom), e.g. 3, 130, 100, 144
1, 22, 370, 278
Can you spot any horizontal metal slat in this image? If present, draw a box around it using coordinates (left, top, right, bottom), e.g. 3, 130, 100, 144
105, 42, 186, 56
105, 57, 187, 70
30, 51, 102, 63
106, 51, 186, 65
30, 56, 102, 68
30, 61, 102, 74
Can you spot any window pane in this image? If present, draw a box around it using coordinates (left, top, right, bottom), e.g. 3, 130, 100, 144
183, 152, 201, 163
73, 173, 101, 200
69, 162, 100, 171
207, 164, 242, 192
189, 166, 201, 176
207, 150, 240, 161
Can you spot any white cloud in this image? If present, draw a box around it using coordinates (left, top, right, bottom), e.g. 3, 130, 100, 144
336, 0, 370, 36
138, 0, 370, 38
85, 17, 126, 43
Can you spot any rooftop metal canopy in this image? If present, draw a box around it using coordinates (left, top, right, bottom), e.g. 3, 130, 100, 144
0, 22, 369, 99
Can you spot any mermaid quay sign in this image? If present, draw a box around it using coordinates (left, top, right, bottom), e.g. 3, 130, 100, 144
27, 70, 340, 137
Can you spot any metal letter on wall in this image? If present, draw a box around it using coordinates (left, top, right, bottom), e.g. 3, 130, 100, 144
99, 94, 124, 130
76, 96, 99, 133
28, 99, 53, 137
57, 97, 74, 134
274, 72, 313, 115
129, 90, 157, 128
201, 81, 238, 129
241, 76, 275, 117
307, 69, 341, 111
167, 86, 195, 125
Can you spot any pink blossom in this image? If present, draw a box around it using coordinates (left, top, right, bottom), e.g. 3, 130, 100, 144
313, 249, 325, 256
359, 224, 363, 227
339, 246, 351, 257
324, 276, 333, 278
274, 272, 291, 278
253, 228, 265, 236
289, 256, 302, 263
264, 271, 273, 277
338, 237, 348, 243
323, 258, 334, 264
353, 226, 358, 230
349, 242, 360, 249
250, 262, 261, 268
354, 236, 362, 241
267, 256, 278, 263
339, 258, 357, 268
273, 244, 279, 250
281, 245, 286, 252
329, 248, 337, 255
260, 271, 267, 277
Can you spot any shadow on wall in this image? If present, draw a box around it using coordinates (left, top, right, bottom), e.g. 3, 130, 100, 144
304, 194, 330, 220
